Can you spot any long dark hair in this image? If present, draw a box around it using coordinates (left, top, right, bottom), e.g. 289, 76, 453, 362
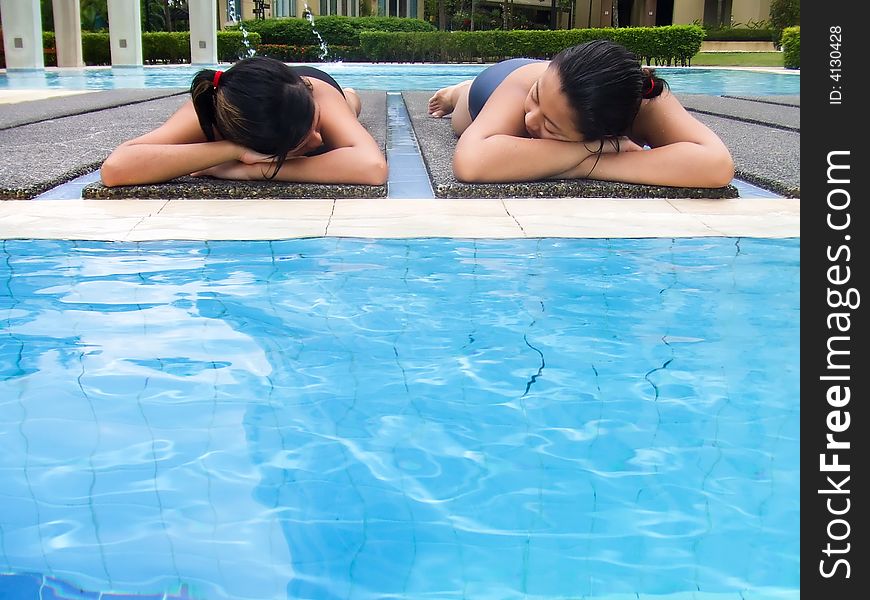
190, 56, 315, 178
551, 40, 667, 140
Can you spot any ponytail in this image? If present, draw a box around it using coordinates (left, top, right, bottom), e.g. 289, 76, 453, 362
641, 68, 667, 100
190, 68, 221, 141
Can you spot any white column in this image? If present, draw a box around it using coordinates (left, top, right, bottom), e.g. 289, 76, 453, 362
107, 0, 143, 66
189, 0, 218, 65
52, 0, 84, 68
0, 0, 44, 70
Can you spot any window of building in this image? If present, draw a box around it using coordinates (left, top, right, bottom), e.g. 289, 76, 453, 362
227, 0, 242, 21
378, 0, 417, 18
273, 0, 297, 17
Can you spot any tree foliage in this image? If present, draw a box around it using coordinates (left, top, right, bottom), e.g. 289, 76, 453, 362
769, 0, 799, 44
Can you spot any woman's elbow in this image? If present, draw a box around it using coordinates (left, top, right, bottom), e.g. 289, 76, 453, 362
360, 155, 387, 185
369, 154, 389, 185
452, 153, 485, 183
99, 156, 125, 188
100, 142, 146, 187
707, 150, 735, 188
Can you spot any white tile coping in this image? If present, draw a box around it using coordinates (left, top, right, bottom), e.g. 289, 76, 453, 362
0, 197, 799, 241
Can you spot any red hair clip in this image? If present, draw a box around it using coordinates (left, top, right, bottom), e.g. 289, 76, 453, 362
213, 71, 222, 89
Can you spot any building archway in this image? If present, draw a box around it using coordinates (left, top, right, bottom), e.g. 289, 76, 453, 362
617, 0, 634, 26
656, 0, 674, 25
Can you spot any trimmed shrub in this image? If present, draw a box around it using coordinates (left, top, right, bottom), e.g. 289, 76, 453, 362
359, 25, 704, 66
235, 16, 435, 47
256, 43, 319, 62
2, 30, 262, 67
770, 0, 800, 45
256, 43, 365, 62
142, 32, 190, 63
83, 32, 261, 65
42, 32, 56, 66
82, 33, 111, 65
217, 31, 262, 62
703, 27, 775, 42
781, 26, 800, 69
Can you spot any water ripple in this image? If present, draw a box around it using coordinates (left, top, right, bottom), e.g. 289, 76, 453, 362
0, 239, 799, 600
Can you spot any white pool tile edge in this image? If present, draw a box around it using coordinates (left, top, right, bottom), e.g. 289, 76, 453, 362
0, 198, 799, 241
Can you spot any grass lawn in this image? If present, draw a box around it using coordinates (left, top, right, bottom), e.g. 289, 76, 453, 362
690, 52, 786, 67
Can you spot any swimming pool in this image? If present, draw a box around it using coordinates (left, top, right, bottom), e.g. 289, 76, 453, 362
0, 63, 800, 95
0, 237, 799, 600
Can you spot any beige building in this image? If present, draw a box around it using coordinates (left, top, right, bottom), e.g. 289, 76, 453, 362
220, 1, 771, 29
482, 0, 772, 29
219, 0, 427, 25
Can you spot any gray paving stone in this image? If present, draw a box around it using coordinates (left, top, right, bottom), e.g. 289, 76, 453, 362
402, 91, 738, 200
0, 88, 187, 130
1, 95, 189, 199
679, 94, 799, 131
83, 91, 388, 199
692, 112, 800, 197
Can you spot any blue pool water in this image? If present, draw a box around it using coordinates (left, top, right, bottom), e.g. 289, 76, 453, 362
0, 238, 799, 600
0, 63, 800, 95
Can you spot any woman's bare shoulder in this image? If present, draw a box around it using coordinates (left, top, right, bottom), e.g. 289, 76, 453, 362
501, 61, 549, 90
631, 89, 723, 148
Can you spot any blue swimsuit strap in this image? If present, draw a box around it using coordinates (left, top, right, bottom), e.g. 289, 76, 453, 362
468, 58, 542, 121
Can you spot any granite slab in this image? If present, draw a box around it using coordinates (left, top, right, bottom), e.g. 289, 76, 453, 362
402, 91, 738, 199
691, 112, 800, 197
679, 93, 799, 131
83, 91, 388, 200
0, 88, 187, 130
1, 95, 189, 199
724, 94, 800, 107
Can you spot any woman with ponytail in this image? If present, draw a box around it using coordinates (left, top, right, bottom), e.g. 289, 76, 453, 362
101, 57, 386, 187
427, 40, 733, 188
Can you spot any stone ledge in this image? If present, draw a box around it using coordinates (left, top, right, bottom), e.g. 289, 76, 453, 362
0, 88, 187, 130
82, 177, 387, 200
0, 95, 189, 199
403, 91, 738, 200
83, 91, 388, 200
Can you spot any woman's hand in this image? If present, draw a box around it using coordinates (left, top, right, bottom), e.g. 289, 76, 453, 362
192, 161, 264, 180
238, 148, 278, 165
589, 137, 645, 154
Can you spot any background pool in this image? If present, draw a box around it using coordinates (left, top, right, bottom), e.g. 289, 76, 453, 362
0, 63, 800, 95
0, 237, 799, 600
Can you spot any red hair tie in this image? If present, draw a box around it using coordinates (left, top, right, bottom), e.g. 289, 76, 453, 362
642, 78, 655, 98
212, 71, 222, 89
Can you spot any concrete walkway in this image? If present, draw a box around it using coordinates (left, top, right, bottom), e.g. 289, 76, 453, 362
0, 82, 800, 240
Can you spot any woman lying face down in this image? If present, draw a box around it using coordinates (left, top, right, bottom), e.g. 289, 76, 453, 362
101, 57, 387, 187
428, 40, 734, 188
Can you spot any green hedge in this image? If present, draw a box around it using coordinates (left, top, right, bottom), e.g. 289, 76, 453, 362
359, 25, 705, 65
28, 31, 262, 65
781, 26, 800, 69
216, 31, 262, 62
235, 16, 435, 48
256, 43, 366, 62
3, 23, 702, 67
703, 27, 775, 42
82, 33, 111, 65
143, 31, 189, 63
770, 0, 800, 46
